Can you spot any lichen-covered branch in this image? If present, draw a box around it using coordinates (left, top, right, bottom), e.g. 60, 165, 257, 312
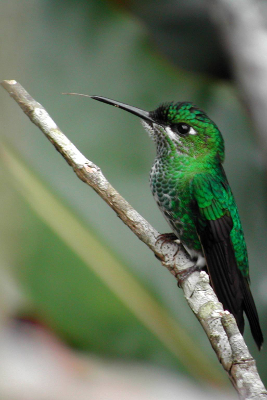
1, 80, 266, 399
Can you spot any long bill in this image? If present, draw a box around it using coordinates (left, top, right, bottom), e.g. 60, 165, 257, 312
63, 93, 154, 124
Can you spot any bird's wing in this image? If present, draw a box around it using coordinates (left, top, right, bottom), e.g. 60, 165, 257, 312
192, 172, 245, 331
191, 172, 263, 349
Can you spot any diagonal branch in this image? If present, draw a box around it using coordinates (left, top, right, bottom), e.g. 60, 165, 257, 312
1, 80, 266, 399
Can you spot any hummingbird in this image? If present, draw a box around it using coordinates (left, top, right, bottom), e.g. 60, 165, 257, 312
88, 95, 263, 350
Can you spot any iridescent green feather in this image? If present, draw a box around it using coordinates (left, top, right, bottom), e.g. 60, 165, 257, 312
192, 172, 249, 278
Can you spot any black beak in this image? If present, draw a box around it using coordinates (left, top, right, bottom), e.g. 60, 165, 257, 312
90, 95, 154, 124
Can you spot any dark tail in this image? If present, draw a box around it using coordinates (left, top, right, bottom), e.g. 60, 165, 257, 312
200, 219, 264, 349
197, 208, 263, 349
204, 239, 245, 334
241, 278, 263, 350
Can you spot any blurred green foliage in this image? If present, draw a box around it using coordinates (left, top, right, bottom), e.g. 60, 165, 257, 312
0, 0, 266, 388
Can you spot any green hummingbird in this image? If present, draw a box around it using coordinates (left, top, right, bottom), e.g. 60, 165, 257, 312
90, 95, 263, 350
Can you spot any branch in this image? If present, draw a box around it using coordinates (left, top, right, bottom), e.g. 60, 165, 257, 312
1, 80, 266, 399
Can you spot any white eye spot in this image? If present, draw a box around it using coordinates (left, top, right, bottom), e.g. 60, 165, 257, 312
188, 126, 197, 135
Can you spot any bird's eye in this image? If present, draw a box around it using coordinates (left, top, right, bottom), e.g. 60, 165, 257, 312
172, 123, 197, 136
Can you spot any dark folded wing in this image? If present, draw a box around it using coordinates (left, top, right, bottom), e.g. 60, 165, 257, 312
198, 207, 245, 332
192, 173, 263, 349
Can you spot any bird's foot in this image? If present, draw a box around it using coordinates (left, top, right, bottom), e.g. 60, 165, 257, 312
155, 233, 179, 247
155, 233, 180, 256
176, 264, 201, 288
